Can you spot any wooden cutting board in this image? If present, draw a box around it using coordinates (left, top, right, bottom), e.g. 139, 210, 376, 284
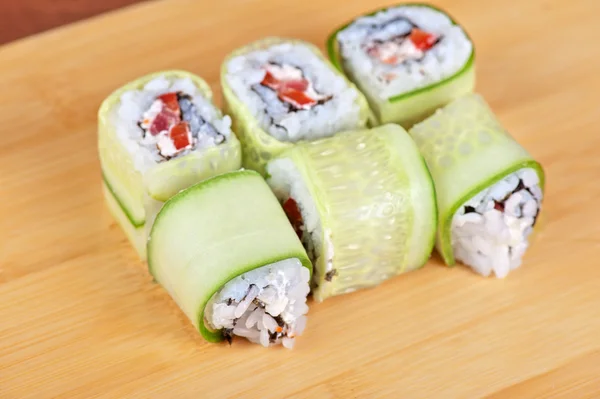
1, 0, 599, 397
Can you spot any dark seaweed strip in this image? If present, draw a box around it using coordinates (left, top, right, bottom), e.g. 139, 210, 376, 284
513, 180, 526, 194
366, 16, 417, 35
273, 315, 286, 327
252, 298, 266, 309
360, 15, 445, 66
269, 331, 284, 343
137, 121, 147, 138
293, 64, 332, 107
532, 210, 540, 227
156, 144, 172, 162
519, 178, 541, 209
223, 328, 234, 345
460, 178, 541, 222
324, 269, 338, 282
269, 315, 288, 343
316, 96, 334, 106
498, 179, 526, 203
250, 84, 290, 137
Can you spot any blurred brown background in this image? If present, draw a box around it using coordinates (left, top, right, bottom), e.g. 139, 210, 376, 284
0, 0, 146, 44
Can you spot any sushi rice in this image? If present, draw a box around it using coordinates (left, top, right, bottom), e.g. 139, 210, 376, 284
147, 170, 312, 348
267, 159, 335, 285
328, 4, 475, 127
98, 70, 241, 259
409, 93, 545, 278
113, 76, 234, 172
205, 258, 310, 348
224, 41, 364, 143
452, 168, 542, 278
335, 5, 472, 100
266, 124, 437, 301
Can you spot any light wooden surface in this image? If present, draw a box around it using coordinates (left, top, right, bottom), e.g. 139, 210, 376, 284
1, 0, 599, 397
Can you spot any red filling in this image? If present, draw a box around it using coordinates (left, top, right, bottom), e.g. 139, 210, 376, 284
157, 92, 180, 113
261, 71, 280, 89
143, 92, 194, 154
279, 88, 316, 108
149, 110, 180, 136
168, 122, 192, 150
408, 28, 437, 51
282, 198, 304, 239
261, 71, 316, 108
147, 92, 182, 136
367, 28, 438, 65
494, 201, 505, 212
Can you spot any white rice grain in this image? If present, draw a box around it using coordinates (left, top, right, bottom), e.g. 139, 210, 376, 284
112, 76, 233, 174
267, 159, 335, 292
337, 5, 472, 100
225, 42, 363, 142
205, 258, 310, 349
234, 284, 259, 318
262, 313, 279, 333
451, 168, 542, 278
282, 338, 295, 349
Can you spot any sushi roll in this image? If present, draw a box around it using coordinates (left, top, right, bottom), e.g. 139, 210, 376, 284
266, 124, 437, 301
221, 37, 372, 175
98, 70, 242, 259
147, 170, 312, 348
409, 93, 545, 278
327, 3, 475, 127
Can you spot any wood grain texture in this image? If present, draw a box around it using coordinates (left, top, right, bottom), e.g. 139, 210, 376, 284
1, 0, 599, 398
0, 0, 147, 45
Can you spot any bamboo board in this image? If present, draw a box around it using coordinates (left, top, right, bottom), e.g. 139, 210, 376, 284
1, 0, 600, 397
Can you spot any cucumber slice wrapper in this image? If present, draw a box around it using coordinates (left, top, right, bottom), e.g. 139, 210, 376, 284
147, 170, 312, 342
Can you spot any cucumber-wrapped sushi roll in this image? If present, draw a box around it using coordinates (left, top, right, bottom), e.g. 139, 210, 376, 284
148, 170, 312, 348
221, 37, 372, 175
98, 70, 242, 259
266, 124, 436, 302
327, 3, 475, 127
409, 93, 545, 278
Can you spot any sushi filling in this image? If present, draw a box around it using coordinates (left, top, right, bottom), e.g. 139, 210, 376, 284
266, 159, 335, 287
451, 168, 543, 278
336, 6, 472, 99
139, 92, 225, 159
225, 42, 363, 142
260, 63, 331, 110
204, 258, 310, 349
282, 197, 319, 264
115, 76, 233, 173
365, 20, 441, 67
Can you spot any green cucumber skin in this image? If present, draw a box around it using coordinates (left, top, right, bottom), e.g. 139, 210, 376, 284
98, 70, 218, 214
102, 181, 147, 259
143, 142, 242, 203
381, 125, 438, 270
220, 37, 373, 176
271, 124, 437, 301
102, 171, 145, 228
98, 70, 242, 257
199, 252, 311, 342
408, 93, 546, 265
438, 161, 545, 266
147, 170, 311, 343
326, 2, 476, 128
